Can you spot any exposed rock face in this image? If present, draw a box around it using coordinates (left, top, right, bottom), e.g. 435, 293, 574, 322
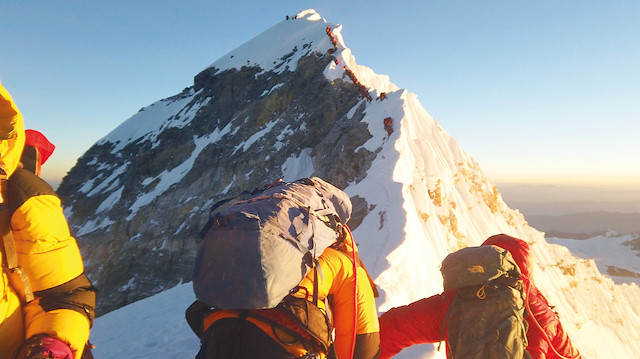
55, 10, 640, 357
58, 51, 377, 315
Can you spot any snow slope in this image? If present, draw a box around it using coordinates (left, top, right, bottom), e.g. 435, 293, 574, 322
90, 231, 640, 358
88, 9, 640, 359
90, 282, 199, 358
549, 233, 640, 287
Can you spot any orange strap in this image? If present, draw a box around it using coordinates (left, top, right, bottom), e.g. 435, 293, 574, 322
345, 225, 357, 359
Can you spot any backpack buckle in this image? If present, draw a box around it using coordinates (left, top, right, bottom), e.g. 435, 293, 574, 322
301, 353, 321, 359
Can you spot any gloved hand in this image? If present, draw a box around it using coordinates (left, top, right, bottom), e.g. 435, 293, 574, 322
15, 334, 74, 359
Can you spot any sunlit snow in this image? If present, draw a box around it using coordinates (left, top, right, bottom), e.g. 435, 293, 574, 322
88, 9, 640, 359
548, 234, 640, 286
97, 89, 200, 153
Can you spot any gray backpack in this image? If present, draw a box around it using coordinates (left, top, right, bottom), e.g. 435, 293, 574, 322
440, 245, 530, 359
192, 177, 352, 309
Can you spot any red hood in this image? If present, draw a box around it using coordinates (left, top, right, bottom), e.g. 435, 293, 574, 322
25, 129, 55, 165
481, 234, 533, 281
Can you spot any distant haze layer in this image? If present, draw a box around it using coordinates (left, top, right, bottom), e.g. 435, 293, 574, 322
497, 183, 640, 215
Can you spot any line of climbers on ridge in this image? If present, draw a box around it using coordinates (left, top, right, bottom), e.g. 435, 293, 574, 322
326, 25, 391, 136
341, 65, 393, 136
1, 80, 584, 359
325, 25, 370, 102
326, 26, 339, 66
326, 26, 339, 55
342, 66, 373, 102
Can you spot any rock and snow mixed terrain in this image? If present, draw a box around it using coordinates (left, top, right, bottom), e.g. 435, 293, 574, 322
58, 10, 640, 358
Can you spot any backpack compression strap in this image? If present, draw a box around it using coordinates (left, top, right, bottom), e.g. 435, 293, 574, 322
0, 174, 34, 302
344, 225, 358, 359
199, 179, 284, 238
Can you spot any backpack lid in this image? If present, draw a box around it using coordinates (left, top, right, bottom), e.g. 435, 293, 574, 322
440, 245, 521, 291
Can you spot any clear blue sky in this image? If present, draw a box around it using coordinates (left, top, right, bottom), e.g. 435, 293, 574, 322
1, 1, 639, 188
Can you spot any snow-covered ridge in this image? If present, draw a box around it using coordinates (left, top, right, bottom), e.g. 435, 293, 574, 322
79, 8, 407, 230
208, 9, 328, 76
208, 8, 400, 101
97, 88, 201, 152
72, 9, 640, 358
96, 9, 400, 158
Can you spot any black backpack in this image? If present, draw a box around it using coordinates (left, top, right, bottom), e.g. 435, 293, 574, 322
440, 245, 531, 359
187, 292, 337, 359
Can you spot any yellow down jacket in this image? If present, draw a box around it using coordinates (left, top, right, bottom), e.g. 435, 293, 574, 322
0, 82, 95, 359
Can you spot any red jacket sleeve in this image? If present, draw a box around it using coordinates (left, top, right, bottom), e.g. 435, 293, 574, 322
379, 293, 452, 359
526, 288, 581, 359
380, 286, 581, 359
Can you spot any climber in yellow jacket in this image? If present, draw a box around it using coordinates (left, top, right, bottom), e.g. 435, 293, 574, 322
0, 82, 96, 359
190, 227, 380, 358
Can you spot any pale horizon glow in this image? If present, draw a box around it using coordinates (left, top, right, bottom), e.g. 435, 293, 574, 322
491, 171, 640, 186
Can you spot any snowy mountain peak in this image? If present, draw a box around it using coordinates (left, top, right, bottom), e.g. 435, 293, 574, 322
58, 10, 640, 359
208, 9, 330, 76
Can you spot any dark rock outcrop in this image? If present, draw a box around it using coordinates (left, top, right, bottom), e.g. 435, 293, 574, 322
58, 50, 377, 315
